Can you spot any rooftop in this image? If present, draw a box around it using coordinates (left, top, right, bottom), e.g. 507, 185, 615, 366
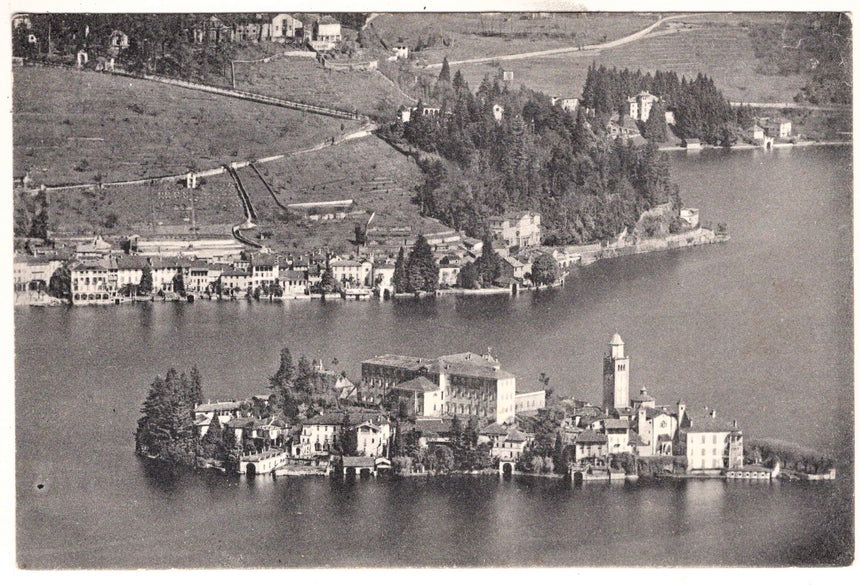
394, 376, 439, 393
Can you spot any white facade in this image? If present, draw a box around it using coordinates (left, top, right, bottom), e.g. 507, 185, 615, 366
627, 91, 659, 122
489, 211, 542, 250
355, 421, 391, 458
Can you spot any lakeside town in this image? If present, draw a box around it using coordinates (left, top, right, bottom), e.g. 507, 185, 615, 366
136, 333, 836, 483
14, 204, 722, 306
14, 12, 851, 309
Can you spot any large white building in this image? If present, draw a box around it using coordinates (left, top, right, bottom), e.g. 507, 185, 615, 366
361, 351, 517, 424
488, 211, 542, 250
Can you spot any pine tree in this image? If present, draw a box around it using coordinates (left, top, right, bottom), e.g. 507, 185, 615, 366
197, 414, 223, 460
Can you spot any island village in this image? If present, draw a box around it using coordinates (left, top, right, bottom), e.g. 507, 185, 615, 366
137, 333, 831, 484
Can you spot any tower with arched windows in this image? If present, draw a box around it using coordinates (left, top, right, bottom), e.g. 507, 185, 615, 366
603, 333, 630, 411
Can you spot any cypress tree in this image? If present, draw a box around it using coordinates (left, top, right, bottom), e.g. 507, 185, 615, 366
438, 56, 451, 84
393, 247, 408, 293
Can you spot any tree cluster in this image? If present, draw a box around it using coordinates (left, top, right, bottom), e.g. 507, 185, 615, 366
392, 235, 440, 294
135, 366, 204, 466
747, 13, 851, 105
457, 236, 502, 288
269, 347, 340, 421
581, 64, 738, 145
384, 67, 681, 245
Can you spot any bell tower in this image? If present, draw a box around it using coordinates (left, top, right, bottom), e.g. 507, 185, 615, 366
603, 333, 630, 411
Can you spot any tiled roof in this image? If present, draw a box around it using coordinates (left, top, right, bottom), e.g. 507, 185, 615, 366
394, 376, 439, 393
604, 419, 630, 431
363, 354, 428, 370
415, 418, 452, 435
305, 412, 348, 426
479, 422, 508, 436
115, 255, 150, 269
503, 429, 527, 442
686, 413, 739, 433
575, 431, 607, 444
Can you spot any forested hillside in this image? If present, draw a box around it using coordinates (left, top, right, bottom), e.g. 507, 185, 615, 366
381, 69, 680, 245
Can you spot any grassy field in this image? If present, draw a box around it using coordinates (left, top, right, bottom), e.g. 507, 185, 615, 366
13, 66, 358, 186
232, 136, 438, 253
232, 56, 411, 119
370, 12, 657, 64
450, 15, 807, 103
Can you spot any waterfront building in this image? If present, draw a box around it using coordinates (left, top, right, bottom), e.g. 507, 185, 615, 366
70, 257, 116, 304
149, 257, 192, 293
488, 211, 542, 250
491, 428, 529, 461
280, 269, 309, 296
604, 418, 633, 455
603, 333, 630, 411
355, 420, 391, 458
248, 253, 280, 289
220, 268, 250, 294
574, 431, 608, 462
114, 255, 148, 294
679, 410, 744, 474
13, 254, 63, 292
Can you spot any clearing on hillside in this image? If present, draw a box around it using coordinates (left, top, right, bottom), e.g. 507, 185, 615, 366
13, 67, 359, 186
451, 14, 806, 103
232, 55, 411, 119
369, 12, 658, 65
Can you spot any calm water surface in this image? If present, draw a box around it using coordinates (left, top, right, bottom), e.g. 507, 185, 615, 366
15, 146, 853, 567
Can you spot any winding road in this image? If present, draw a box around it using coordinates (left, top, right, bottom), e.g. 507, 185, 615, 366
423, 13, 709, 69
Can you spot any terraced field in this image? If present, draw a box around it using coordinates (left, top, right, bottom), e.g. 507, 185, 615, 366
47, 172, 241, 237
232, 56, 411, 119
231, 136, 441, 252
13, 66, 354, 186
452, 17, 806, 103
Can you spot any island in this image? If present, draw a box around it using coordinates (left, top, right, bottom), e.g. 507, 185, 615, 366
135, 333, 835, 483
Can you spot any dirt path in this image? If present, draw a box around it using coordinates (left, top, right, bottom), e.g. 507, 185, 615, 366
424, 13, 707, 69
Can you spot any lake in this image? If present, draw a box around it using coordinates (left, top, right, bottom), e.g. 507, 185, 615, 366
14, 145, 853, 567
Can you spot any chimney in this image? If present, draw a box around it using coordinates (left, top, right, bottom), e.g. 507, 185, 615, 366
710, 410, 716, 419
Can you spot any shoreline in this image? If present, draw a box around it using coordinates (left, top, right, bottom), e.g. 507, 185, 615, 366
658, 140, 851, 153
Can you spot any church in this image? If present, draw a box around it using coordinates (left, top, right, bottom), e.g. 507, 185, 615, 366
600, 333, 744, 474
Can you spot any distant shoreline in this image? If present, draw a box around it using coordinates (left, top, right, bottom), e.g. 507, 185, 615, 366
658, 140, 851, 153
